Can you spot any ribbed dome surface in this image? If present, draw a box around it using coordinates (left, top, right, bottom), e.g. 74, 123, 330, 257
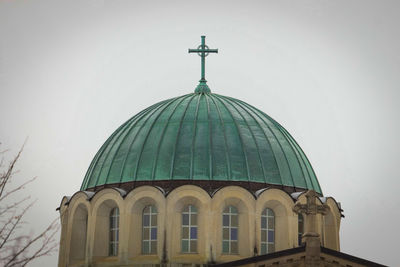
81, 93, 322, 194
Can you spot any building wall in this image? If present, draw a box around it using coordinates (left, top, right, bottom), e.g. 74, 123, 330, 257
58, 186, 341, 267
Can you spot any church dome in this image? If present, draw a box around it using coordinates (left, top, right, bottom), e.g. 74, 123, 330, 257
81, 92, 322, 194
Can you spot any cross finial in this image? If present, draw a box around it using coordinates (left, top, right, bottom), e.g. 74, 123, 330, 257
188, 36, 218, 93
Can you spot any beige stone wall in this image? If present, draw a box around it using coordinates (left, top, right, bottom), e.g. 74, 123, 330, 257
58, 186, 341, 267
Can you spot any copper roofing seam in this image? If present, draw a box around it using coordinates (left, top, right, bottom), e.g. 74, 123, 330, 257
234, 98, 294, 188
170, 94, 197, 179
82, 109, 142, 189
229, 98, 279, 185
213, 94, 250, 182
221, 95, 266, 183
278, 125, 313, 190
289, 133, 322, 194
190, 94, 202, 180
133, 97, 180, 181
275, 120, 321, 193
87, 100, 169, 189
90, 107, 149, 189
103, 102, 166, 185
277, 124, 310, 189
204, 93, 213, 180
118, 99, 172, 183
233, 99, 284, 187
237, 99, 321, 194
115, 100, 171, 185
151, 94, 192, 181
260, 114, 304, 189
282, 126, 321, 193
207, 94, 231, 180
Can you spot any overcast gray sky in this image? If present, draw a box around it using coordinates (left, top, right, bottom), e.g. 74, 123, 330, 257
1, 0, 399, 266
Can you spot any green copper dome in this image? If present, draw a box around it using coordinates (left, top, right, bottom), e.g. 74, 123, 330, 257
81, 93, 322, 194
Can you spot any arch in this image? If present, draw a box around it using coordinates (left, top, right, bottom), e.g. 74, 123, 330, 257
256, 188, 295, 251
69, 203, 88, 263
57, 198, 70, 267
125, 186, 166, 260
323, 198, 341, 250
166, 185, 211, 264
212, 186, 255, 260
64, 192, 91, 266
92, 198, 121, 259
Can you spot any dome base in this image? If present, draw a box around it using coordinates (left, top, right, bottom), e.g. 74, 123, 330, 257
85, 180, 321, 197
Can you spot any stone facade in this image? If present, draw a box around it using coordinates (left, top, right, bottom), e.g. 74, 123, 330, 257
57, 186, 341, 267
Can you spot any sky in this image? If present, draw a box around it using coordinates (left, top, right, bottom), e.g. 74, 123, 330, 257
1, 0, 399, 266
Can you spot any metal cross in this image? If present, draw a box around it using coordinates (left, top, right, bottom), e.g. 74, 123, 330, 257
188, 36, 218, 93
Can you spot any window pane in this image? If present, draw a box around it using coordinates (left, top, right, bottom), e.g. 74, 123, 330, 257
150, 241, 157, 254
261, 243, 267, 254
191, 214, 197, 225
143, 241, 149, 254
299, 221, 304, 231
182, 240, 188, 252
231, 228, 238, 241
262, 209, 267, 216
223, 215, 229, 226
190, 227, 197, 239
223, 207, 230, 213
143, 215, 150, 226
151, 215, 157, 226
151, 206, 157, 213
230, 206, 238, 213
143, 228, 149, 239
182, 227, 189, 238
183, 206, 189, 213
222, 241, 229, 253
261, 217, 267, 228
190, 240, 197, 252
231, 215, 238, 227
268, 244, 275, 253
151, 228, 157, 240
182, 214, 189, 225
261, 230, 266, 242
231, 241, 238, 254
268, 230, 274, 242
268, 217, 274, 229
223, 228, 229, 240
110, 230, 115, 242
267, 208, 273, 216
190, 205, 197, 213
144, 206, 150, 213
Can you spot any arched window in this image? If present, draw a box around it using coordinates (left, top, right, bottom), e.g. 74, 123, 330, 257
222, 206, 238, 254
109, 207, 119, 256
142, 205, 157, 254
181, 205, 198, 253
298, 213, 304, 245
261, 208, 275, 254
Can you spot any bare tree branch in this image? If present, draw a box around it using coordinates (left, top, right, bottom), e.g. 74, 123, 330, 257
0, 177, 36, 202
0, 144, 24, 199
0, 142, 59, 266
